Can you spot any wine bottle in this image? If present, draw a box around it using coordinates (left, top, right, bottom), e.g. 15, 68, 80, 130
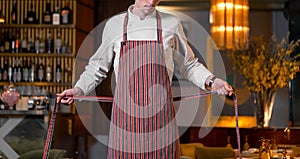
4, 30, 11, 52
39, 29, 45, 53
52, 6, 60, 25
12, 59, 18, 82
14, 30, 20, 53
43, 2, 52, 24
2, 58, 8, 82
11, 30, 16, 53
46, 63, 52, 82
22, 58, 29, 82
55, 30, 61, 54
16, 59, 22, 82
46, 30, 53, 53
21, 31, 28, 53
29, 60, 35, 82
38, 58, 44, 82
25, 1, 38, 24
56, 59, 62, 83
27, 36, 35, 53
35, 34, 40, 53
11, 0, 18, 24
8, 60, 13, 82
60, 2, 72, 24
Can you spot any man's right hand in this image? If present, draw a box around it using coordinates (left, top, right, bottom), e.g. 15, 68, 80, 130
56, 87, 83, 105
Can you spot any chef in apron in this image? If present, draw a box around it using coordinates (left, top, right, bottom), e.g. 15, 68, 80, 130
57, 0, 233, 158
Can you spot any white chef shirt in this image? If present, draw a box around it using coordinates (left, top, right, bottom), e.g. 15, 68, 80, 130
75, 5, 213, 95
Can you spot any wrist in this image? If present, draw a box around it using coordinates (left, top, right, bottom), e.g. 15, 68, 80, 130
205, 75, 217, 90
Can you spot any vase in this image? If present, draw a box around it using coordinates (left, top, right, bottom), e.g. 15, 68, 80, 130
252, 90, 277, 128
1, 84, 20, 110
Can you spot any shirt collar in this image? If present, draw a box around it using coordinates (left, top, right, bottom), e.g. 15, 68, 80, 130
128, 5, 157, 20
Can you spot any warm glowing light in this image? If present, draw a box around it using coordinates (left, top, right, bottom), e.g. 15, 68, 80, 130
210, 0, 249, 50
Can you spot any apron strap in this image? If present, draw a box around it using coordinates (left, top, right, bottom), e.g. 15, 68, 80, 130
123, 11, 163, 44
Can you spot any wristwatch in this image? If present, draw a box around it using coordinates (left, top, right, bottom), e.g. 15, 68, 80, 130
208, 76, 217, 88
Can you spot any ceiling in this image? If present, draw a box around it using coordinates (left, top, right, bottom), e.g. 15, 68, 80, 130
159, 0, 287, 11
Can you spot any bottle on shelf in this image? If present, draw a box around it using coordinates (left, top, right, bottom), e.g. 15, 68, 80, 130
39, 29, 45, 53
22, 58, 29, 82
25, 1, 38, 24
16, 59, 22, 82
27, 35, 35, 53
4, 30, 11, 52
11, 30, 16, 53
28, 60, 36, 82
52, 6, 60, 25
8, 60, 13, 82
55, 30, 62, 54
21, 31, 28, 53
46, 30, 53, 53
43, 2, 52, 24
12, 59, 18, 82
35, 34, 40, 53
38, 58, 44, 82
11, 0, 18, 24
56, 58, 62, 83
2, 58, 9, 82
14, 29, 21, 53
60, 2, 72, 25
46, 62, 52, 82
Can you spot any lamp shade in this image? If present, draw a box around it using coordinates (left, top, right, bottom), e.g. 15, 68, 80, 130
210, 0, 249, 50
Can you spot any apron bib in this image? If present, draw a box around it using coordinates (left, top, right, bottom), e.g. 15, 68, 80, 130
107, 12, 180, 159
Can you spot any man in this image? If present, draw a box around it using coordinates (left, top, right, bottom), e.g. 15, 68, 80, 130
57, 0, 233, 158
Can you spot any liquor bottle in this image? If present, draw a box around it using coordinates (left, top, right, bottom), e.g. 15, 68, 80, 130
35, 34, 40, 53
12, 59, 17, 82
39, 29, 45, 53
60, 2, 72, 24
14, 30, 20, 53
21, 31, 28, 53
46, 63, 52, 82
52, 6, 60, 25
29, 60, 35, 82
11, 30, 16, 53
11, 0, 18, 24
55, 30, 62, 54
8, 61, 13, 82
2, 58, 8, 82
43, 2, 52, 24
16, 59, 22, 82
37, 58, 44, 82
27, 36, 35, 53
46, 30, 53, 53
25, 2, 38, 24
22, 58, 29, 82
4, 30, 11, 52
61, 40, 66, 54
55, 59, 62, 83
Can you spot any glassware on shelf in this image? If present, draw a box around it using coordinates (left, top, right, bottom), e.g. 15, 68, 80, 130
1, 84, 20, 110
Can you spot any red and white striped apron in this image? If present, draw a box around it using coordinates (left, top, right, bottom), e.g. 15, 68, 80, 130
107, 12, 180, 159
